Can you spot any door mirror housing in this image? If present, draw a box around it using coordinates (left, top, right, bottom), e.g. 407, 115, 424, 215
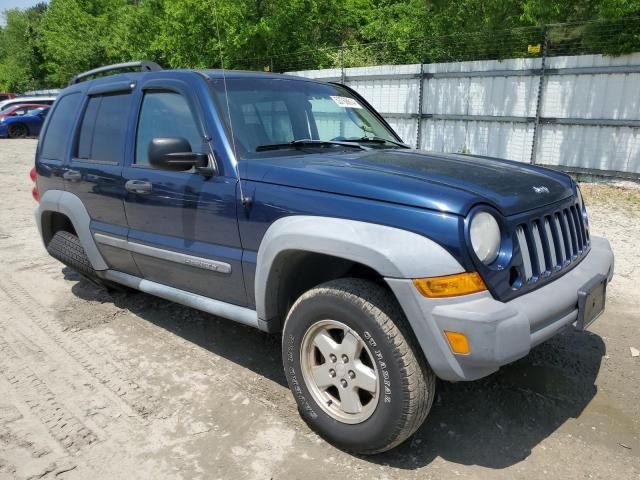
148, 137, 214, 175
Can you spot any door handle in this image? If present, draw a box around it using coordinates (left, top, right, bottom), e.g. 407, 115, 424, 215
125, 179, 153, 195
63, 169, 82, 182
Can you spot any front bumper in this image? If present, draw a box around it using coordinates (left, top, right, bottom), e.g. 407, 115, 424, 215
386, 236, 614, 381
0, 124, 8, 138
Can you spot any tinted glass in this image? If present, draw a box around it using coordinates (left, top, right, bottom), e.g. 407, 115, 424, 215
135, 91, 201, 166
210, 78, 397, 159
40, 93, 82, 160
77, 94, 131, 163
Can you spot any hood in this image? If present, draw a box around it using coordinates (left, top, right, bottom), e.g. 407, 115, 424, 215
241, 149, 575, 216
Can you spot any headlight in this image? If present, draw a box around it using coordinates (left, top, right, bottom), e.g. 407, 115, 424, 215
576, 186, 589, 232
470, 212, 501, 264
577, 186, 584, 210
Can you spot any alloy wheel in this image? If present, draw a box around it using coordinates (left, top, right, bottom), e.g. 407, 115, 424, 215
300, 319, 379, 424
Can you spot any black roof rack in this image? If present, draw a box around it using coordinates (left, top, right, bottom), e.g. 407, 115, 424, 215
68, 60, 162, 86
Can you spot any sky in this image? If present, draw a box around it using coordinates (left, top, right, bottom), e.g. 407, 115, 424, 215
0, 0, 46, 10
0, 0, 47, 25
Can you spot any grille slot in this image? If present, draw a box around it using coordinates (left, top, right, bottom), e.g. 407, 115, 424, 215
554, 213, 567, 264
515, 226, 533, 281
543, 217, 557, 268
514, 203, 589, 284
531, 221, 546, 274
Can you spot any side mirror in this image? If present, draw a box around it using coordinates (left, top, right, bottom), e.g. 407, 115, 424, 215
148, 137, 214, 174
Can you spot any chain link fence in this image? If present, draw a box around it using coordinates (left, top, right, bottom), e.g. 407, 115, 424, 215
226, 18, 640, 177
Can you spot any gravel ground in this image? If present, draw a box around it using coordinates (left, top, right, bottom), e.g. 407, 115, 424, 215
0, 139, 638, 480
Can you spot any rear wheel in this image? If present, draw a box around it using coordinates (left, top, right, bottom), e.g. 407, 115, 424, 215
7, 123, 28, 138
47, 231, 127, 292
282, 278, 435, 454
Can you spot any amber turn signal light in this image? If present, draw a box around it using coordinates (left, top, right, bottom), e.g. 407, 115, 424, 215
412, 272, 486, 298
444, 331, 471, 355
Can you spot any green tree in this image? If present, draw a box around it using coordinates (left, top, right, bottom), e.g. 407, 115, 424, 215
0, 3, 48, 92
1, 0, 639, 88
39, 0, 129, 86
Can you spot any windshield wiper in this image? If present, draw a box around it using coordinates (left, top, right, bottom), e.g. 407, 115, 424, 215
341, 136, 411, 149
255, 139, 368, 152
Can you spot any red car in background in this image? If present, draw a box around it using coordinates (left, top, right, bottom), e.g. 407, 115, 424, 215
0, 103, 50, 120
0, 93, 16, 101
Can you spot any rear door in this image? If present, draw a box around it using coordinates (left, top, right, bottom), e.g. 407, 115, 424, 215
122, 77, 246, 306
62, 88, 140, 276
36, 93, 83, 192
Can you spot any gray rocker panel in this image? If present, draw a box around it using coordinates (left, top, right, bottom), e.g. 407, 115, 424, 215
36, 190, 108, 271
102, 270, 259, 328
254, 215, 464, 321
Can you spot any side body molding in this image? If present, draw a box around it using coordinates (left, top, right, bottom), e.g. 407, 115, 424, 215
254, 216, 464, 322
36, 190, 108, 271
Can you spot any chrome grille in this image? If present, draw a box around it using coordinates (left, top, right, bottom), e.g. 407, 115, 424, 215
515, 202, 589, 282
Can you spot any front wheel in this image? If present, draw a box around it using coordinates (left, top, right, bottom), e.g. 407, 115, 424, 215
282, 278, 435, 454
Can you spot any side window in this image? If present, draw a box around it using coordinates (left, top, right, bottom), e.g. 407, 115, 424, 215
76, 93, 132, 163
135, 91, 201, 166
40, 93, 82, 161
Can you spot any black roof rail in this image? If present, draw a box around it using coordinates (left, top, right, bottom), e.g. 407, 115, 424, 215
68, 60, 162, 86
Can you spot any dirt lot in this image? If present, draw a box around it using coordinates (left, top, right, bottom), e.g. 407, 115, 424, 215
0, 139, 638, 480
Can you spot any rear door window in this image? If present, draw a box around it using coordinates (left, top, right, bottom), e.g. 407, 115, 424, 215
40, 93, 82, 161
76, 93, 132, 164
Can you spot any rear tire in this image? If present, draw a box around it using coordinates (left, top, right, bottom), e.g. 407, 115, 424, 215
47, 231, 96, 279
282, 278, 435, 454
7, 123, 28, 138
47, 231, 127, 292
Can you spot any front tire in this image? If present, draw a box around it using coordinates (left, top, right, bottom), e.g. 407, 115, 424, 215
282, 278, 435, 454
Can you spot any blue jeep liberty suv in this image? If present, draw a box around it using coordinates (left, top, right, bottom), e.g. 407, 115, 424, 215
33, 61, 614, 454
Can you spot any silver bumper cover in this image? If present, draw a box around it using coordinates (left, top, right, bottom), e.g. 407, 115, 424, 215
387, 236, 614, 381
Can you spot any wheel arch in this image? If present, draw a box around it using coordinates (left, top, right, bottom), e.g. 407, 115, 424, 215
36, 190, 108, 270
255, 216, 464, 330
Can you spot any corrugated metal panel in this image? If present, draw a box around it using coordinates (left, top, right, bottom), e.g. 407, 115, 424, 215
536, 125, 640, 173
423, 74, 539, 117
420, 119, 534, 163
289, 53, 640, 174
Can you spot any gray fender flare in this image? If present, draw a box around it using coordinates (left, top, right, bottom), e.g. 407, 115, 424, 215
36, 190, 108, 271
254, 216, 464, 321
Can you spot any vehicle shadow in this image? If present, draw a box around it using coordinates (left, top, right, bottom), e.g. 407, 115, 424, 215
372, 328, 605, 469
66, 270, 605, 470
65, 269, 287, 388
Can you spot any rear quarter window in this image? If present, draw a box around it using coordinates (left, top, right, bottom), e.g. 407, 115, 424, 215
39, 93, 82, 161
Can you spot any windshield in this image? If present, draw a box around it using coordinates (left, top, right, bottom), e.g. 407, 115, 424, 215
209, 77, 400, 159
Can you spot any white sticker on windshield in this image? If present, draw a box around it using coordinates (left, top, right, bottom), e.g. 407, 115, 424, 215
330, 96, 362, 109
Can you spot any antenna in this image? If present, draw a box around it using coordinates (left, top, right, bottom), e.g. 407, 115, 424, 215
212, 1, 250, 206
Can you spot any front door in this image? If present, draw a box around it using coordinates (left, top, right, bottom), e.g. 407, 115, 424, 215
122, 80, 246, 306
